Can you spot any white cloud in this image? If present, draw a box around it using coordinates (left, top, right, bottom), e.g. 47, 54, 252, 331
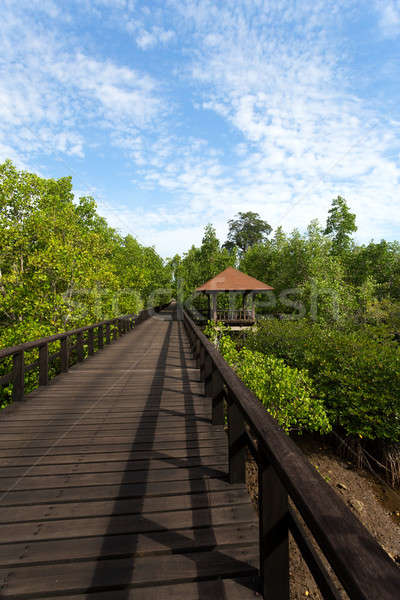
135, 27, 175, 50
119, 0, 400, 248
375, 1, 400, 37
0, 4, 162, 165
1, 0, 399, 254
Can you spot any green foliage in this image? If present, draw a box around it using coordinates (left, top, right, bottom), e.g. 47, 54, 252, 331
0, 160, 172, 351
224, 211, 272, 254
347, 240, 400, 300
205, 322, 331, 435
246, 320, 400, 442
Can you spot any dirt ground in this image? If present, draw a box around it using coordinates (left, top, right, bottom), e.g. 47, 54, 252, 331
246, 435, 400, 599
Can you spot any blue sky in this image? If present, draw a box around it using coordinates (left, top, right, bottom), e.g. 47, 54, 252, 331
1, 0, 399, 257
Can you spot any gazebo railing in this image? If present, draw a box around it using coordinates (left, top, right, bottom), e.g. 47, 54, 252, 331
193, 308, 254, 322
215, 309, 254, 321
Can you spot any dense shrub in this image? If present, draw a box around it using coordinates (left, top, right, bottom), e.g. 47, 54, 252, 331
246, 319, 400, 442
205, 322, 331, 435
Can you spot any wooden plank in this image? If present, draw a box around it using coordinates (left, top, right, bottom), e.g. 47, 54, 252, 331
0, 430, 226, 449
0, 422, 215, 438
0, 464, 229, 492
0, 488, 250, 523
0, 439, 227, 459
0, 446, 227, 467
0, 407, 211, 420
0, 415, 213, 428
0, 504, 256, 543
0, 456, 227, 478
0, 478, 246, 507
0, 524, 258, 568
5, 576, 260, 600
0, 546, 259, 597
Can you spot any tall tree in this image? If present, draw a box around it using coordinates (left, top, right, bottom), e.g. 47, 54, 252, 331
324, 196, 357, 254
224, 211, 272, 253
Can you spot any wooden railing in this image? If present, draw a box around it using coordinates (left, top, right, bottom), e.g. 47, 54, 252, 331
194, 309, 254, 322
0, 306, 162, 402
215, 309, 254, 321
183, 309, 400, 600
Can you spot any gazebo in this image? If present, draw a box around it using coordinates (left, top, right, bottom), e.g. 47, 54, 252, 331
195, 266, 274, 324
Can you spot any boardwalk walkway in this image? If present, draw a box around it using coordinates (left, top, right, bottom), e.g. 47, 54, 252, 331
0, 305, 259, 599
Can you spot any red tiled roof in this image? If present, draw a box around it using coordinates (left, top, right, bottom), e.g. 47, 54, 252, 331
195, 267, 274, 292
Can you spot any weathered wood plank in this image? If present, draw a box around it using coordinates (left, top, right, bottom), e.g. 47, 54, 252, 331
3, 577, 260, 599
0, 546, 259, 597
0, 478, 246, 507
0, 456, 227, 478
0, 446, 227, 468
0, 488, 249, 523
0, 524, 259, 568
0, 439, 228, 459
0, 504, 256, 543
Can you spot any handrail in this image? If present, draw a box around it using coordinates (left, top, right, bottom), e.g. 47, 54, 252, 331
0, 304, 169, 402
0, 315, 134, 359
183, 308, 400, 600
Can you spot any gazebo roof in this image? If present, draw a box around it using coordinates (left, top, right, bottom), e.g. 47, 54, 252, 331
195, 266, 274, 292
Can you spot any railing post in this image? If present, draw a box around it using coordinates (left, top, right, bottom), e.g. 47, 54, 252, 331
259, 459, 289, 600
227, 392, 246, 483
76, 332, 84, 362
98, 325, 104, 349
39, 343, 49, 386
194, 338, 201, 367
113, 320, 118, 341
12, 350, 25, 401
204, 358, 225, 426
199, 344, 206, 376
61, 336, 69, 372
87, 328, 94, 355
210, 371, 225, 426
105, 323, 110, 344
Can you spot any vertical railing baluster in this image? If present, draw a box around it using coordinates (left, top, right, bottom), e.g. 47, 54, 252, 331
12, 350, 25, 401
195, 338, 201, 367
228, 392, 246, 484
210, 370, 225, 426
98, 325, 104, 350
61, 336, 69, 372
199, 344, 205, 375
259, 459, 289, 600
113, 320, 118, 341
39, 343, 49, 386
105, 323, 110, 344
87, 328, 94, 355
76, 332, 84, 362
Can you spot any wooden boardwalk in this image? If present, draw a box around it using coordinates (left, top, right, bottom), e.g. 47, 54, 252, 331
0, 305, 259, 599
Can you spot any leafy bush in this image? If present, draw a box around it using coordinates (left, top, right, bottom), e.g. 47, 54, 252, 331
205, 322, 331, 434
246, 320, 400, 442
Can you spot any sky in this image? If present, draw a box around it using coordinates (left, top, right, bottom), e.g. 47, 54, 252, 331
1, 0, 399, 257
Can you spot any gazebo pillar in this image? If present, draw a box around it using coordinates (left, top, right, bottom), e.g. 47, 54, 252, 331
211, 292, 218, 322
250, 292, 256, 320
242, 291, 248, 317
